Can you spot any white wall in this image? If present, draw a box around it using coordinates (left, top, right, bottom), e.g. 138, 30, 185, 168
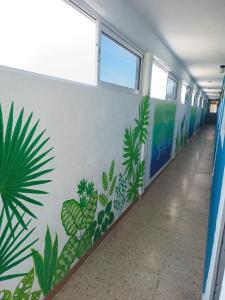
0, 66, 142, 292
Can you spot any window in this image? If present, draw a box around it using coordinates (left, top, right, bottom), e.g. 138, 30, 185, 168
151, 62, 168, 99
201, 98, 204, 108
99, 32, 142, 90
166, 76, 178, 101
181, 84, 187, 104
210, 101, 218, 113
191, 91, 196, 106
197, 96, 200, 107
194, 94, 199, 106
0, 0, 97, 84
185, 86, 191, 104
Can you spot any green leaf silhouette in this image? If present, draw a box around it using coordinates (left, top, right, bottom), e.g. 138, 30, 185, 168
134, 96, 149, 144
32, 228, 58, 295
102, 172, 108, 191
127, 160, 145, 201
0, 209, 38, 281
81, 191, 98, 229
77, 232, 92, 259
54, 236, 79, 286
0, 102, 53, 231
0, 290, 12, 300
109, 161, 115, 181
122, 127, 140, 178
13, 268, 34, 299
98, 194, 108, 206
109, 176, 117, 196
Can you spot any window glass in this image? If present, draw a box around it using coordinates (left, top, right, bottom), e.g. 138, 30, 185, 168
0, 0, 97, 84
194, 94, 198, 106
100, 33, 141, 90
191, 92, 196, 106
181, 84, 187, 104
210, 103, 218, 113
166, 77, 177, 101
185, 87, 191, 104
151, 63, 168, 99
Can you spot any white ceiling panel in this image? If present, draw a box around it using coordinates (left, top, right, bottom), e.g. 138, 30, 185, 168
129, 0, 225, 98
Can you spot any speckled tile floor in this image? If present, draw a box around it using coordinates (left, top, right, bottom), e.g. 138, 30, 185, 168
54, 126, 214, 300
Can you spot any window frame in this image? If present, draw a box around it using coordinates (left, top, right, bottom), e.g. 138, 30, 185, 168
181, 83, 187, 104
97, 22, 143, 93
185, 86, 191, 104
166, 74, 178, 102
191, 91, 196, 106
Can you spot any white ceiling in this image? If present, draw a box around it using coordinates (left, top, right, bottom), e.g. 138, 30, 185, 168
129, 0, 225, 99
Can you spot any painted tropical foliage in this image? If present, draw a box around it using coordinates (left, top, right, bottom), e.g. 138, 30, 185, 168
0, 103, 53, 282
150, 103, 176, 178
0, 96, 150, 299
188, 107, 197, 139
175, 112, 189, 153
0, 103, 53, 230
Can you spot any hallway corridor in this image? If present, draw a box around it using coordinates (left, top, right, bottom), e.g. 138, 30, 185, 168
55, 126, 214, 300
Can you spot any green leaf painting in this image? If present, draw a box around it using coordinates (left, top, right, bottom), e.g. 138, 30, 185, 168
32, 227, 58, 296
61, 200, 84, 236
53, 236, 79, 286
1, 96, 150, 298
134, 95, 150, 143
114, 173, 128, 213
0, 269, 41, 300
99, 161, 117, 206
0, 209, 38, 281
90, 201, 114, 243
0, 102, 53, 231
123, 96, 150, 201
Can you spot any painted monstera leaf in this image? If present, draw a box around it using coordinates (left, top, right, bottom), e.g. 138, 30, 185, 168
13, 268, 35, 299
0, 269, 41, 300
0, 290, 12, 300
0, 102, 54, 231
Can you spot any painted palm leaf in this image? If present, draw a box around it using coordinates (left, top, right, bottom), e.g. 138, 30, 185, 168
0, 102, 54, 230
0, 208, 38, 281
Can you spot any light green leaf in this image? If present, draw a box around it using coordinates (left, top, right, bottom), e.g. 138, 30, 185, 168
102, 172, 108, 191
81, 192, 98, 229
54, 236, 79, 286
109, 161, 115, 181
0, 290, 12, 300
30, 291, 41, 300
77, 232, 92, 259
109, 176, 117, 196
13, 268, 34, 299
98, 194, 108, 206
61, 200, 84, 236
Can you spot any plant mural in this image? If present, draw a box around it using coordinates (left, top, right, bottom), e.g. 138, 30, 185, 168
150, 103, 176, 178
0, 269, 41, 300
175, 112, 188, 153
0, 96, 150, 299
0, 103, 53, 283
188, 107, 197, 139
